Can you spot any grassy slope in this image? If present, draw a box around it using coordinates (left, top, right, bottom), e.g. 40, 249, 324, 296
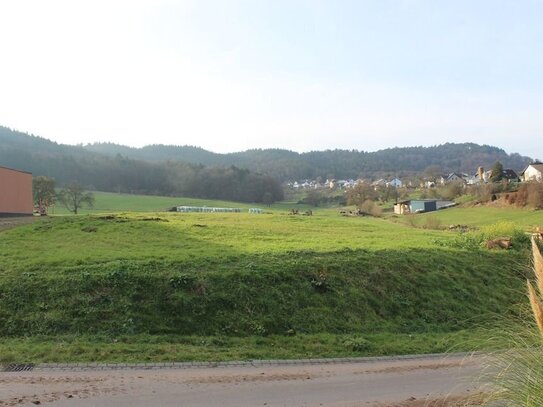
393, 205, 543, 230
0, 192, 533, 362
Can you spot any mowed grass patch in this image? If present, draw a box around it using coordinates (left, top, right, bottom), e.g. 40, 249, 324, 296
0, 212, 449, 272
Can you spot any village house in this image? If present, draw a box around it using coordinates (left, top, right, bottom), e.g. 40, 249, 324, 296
386, 178, 403, 188
521, 163, 543, 182
464, 173, 481, 185
337, 179, 356, 188
501, 169, 520, 182
440, 173, 468, 185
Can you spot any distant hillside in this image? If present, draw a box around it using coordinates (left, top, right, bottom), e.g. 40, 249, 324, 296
85, 141, 532, 181
1, 125, 533, 188
0, 126, 284, 203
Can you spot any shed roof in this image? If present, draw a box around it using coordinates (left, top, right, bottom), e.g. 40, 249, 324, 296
0, 165, 32, 175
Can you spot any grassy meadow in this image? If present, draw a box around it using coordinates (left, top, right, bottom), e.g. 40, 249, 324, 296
0, 191, 538, 363
395, 205, 543, 230
50, 190, 312, 215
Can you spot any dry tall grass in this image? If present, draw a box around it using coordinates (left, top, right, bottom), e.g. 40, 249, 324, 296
528, 238, 543, 337
479, 237, 543, 406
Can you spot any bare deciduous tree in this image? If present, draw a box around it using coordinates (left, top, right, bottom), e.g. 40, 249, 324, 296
57, 183, 95, 214
33, 176, 56, 215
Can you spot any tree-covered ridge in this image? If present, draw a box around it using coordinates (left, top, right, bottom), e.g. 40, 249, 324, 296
85, 139, 532, 181
0, 125, 533, 187
0, 126, 283, 203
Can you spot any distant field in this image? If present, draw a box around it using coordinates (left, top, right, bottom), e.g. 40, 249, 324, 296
50, 191, 312, 215
50, 191, 542, 230
0, 192, 535, 363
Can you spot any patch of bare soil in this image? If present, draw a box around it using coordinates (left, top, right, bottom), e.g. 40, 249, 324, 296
0, 374, 132, 407
356, 361, 466, 375
0, 376, 106, 385
179, 371, 328, 384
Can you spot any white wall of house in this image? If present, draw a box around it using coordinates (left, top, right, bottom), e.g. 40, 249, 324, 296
524, 165, 543, 182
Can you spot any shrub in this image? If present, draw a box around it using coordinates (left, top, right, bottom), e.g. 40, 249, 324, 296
359, 200, 382, 217
422, 216, 442, 230
517, 182, 543, 208
506, 192, 517, 205
439, 182, 464, 200
467, 183, 498, 203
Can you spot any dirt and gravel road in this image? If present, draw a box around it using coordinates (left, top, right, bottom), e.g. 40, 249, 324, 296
0, 354, 488, 407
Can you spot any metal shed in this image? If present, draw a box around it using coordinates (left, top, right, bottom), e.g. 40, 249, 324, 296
410, 200, 437, 213
0, 165, 33, 217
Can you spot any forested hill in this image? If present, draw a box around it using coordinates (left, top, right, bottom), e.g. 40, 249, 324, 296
85, 140, 532, 181
0, 126, 284, 203
1, 126, 533, 188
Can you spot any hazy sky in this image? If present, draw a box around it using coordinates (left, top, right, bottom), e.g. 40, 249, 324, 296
0, 0, 541, 157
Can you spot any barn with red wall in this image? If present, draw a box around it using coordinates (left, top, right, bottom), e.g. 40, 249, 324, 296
0, 166, 33, 216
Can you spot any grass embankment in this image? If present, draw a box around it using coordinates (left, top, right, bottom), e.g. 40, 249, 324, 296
0, 194, 533, 362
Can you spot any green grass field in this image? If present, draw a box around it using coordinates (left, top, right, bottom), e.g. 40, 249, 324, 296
0, 192, 536, 363
392, 205, 543, 230
50, 191, 312, 215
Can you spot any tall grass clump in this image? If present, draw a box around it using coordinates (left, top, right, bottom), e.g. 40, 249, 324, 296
434, 221, 530, 252
479, 221, 530, 248
481, 238, 543, 406
422, 216, 442, 230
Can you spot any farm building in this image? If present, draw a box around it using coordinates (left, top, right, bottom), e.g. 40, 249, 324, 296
394, 199, 455, 215
0, 165, 33, 216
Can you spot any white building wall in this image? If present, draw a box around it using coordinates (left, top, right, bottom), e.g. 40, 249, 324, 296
524, 166, 543, 182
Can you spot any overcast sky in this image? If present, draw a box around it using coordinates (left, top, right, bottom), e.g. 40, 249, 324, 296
0, 0, 541, 157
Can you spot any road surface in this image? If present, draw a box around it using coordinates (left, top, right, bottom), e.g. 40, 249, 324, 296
0, 354, 487, 407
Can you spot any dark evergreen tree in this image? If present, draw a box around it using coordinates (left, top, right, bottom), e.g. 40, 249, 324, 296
490, 161, 504, 182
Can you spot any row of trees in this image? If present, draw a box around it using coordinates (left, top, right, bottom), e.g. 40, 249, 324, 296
33, 177, 95, 215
